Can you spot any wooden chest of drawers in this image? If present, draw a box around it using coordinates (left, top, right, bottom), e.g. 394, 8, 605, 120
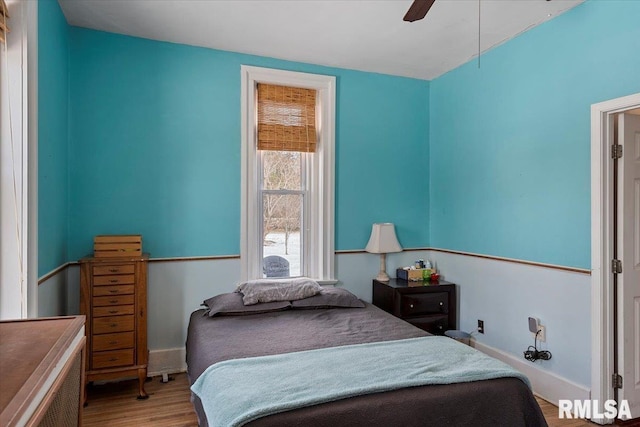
372, 278, 456, 335
80, 254, 149, 399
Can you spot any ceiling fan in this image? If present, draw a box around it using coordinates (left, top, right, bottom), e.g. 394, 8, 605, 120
403, 0, 436, 23
403, 0, 552, 23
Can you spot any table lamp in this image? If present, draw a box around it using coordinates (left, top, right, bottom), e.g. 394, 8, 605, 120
365, 223, 402, 282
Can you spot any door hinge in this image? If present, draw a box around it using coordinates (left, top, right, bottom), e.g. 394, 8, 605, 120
611, 144, 623, 159
612, 259, 622, 274
613, 373, 623, 389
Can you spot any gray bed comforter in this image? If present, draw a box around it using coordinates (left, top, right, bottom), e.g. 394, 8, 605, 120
186, 302, 547, 427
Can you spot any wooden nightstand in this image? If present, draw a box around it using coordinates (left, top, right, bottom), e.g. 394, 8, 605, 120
372, 278, 456, 335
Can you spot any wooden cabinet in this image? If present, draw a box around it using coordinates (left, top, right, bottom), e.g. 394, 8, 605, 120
372, 278, 456, 335
80, 254, 149, 400
0, 316, 85, 427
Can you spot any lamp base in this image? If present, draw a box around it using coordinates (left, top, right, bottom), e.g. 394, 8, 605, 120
375, 253, 390, 282
375, 271, 390, 282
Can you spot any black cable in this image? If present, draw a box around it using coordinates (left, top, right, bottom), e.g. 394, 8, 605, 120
524, 330, 552, 362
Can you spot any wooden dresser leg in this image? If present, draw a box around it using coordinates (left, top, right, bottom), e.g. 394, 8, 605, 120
137, 367, 149, 400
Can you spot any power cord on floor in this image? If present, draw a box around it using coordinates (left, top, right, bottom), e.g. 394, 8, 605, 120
524, 330, 552, 362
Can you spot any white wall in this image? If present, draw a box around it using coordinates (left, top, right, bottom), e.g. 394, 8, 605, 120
45, 251, 428, 345
40, 249, 590, 396
428, 250, 591, 388
38, 269, 67, 317
139, 249, 591, 392
145, 250, 428, 353
38, 264, 79, 317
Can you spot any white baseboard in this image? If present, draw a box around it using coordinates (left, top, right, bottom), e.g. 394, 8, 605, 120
148, 347, 187, 377
472, 340, 590, 404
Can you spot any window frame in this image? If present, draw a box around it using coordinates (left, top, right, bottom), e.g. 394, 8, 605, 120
240, 65, 335, 283
1, 0, 38, 319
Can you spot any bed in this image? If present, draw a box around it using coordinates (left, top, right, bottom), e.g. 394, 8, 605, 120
186, 290, 547, 427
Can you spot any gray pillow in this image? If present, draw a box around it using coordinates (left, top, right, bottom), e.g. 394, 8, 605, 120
237, 278, 322, 305
291, 287, 365, 309
202, 292, 291, 317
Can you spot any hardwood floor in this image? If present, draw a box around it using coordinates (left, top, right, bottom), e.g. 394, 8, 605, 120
535, 397, 597, 427
83, 374, 198, 426
82, 373, 608, 427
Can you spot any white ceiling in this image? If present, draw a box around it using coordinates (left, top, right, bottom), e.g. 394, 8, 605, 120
58, 0, 584, 81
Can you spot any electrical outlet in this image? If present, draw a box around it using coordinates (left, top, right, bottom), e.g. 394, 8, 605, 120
477, 319, 484, 334
533, 325, 546, 342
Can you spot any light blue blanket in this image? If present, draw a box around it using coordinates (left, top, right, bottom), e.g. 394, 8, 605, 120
191, 336, 530, 427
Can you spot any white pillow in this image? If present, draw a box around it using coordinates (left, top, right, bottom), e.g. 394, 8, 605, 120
236, 277, 322, 305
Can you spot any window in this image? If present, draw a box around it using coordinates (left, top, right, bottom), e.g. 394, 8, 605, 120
0, 0, 9, 43
241, 66, 335, 283
260, 150, 305, 277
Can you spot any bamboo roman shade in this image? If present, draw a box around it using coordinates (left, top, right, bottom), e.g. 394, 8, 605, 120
0, 0, 8, 44
257, 83, 317, 153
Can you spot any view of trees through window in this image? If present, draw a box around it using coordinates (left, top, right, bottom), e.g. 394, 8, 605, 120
261, 150, 304, 277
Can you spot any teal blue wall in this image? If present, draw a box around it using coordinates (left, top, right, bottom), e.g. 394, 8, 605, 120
38, 0, 640, 270
67, 28, 430, 260
38, 0, 69, 276
36, 0, 640, 386
429, 0, 640, 269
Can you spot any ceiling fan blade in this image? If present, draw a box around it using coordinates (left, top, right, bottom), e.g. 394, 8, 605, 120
403, 0, 436, 22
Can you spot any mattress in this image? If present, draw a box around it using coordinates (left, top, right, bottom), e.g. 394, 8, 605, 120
186, 302, 547, 427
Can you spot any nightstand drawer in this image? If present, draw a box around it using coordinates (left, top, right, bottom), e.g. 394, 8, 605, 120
408, 315, 449, 335
93, 305, 134, 317
400, 292, 449, 317
373, 279, 457, 341
93, 264, 135, 276
93, 285, 135, 297
93, 315, 135, 334
94, 274, 136, 286
93, 332, 135, 352
92, 349, 134, 369
93, 294, 135, 307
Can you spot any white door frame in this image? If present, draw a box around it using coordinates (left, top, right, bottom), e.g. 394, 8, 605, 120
591, 92, 640, 424
0, 0, 38, 319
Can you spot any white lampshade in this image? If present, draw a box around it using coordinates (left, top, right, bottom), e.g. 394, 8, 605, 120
365, 223, 402, 254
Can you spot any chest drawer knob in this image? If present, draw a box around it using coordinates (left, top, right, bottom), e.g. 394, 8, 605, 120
109, 310, 118, 314
438, 325, 443, 330
110, 323, 117, 328
109, 358, 118, 362
439, 302, 443, 306
109, 299, 118, 304
109, 290, 118, 294
109, 268, 118, 273
110, 279, 118, 283
410, 304, 414, 309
